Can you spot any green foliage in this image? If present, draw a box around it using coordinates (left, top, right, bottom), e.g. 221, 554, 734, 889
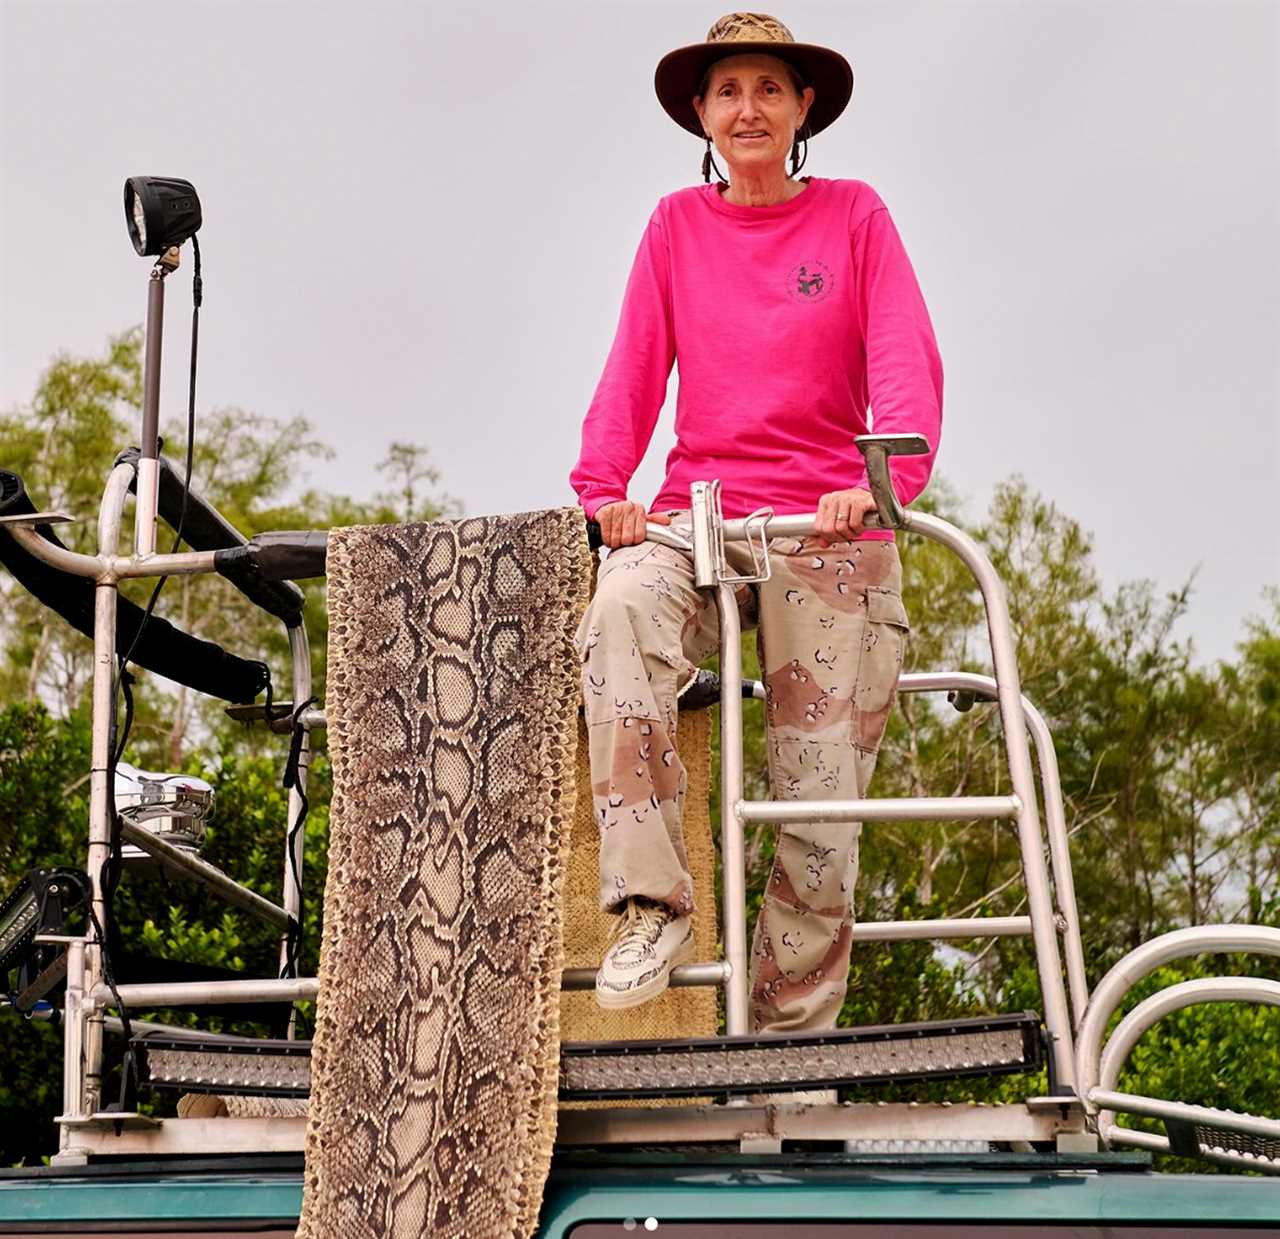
0, 330, 432, 1163
0, 330, 456, 763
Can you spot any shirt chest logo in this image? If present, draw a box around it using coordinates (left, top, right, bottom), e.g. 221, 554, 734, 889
786, 260, 834, 304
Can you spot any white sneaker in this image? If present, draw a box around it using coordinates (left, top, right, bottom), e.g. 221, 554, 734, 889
594, 898, 694, 1010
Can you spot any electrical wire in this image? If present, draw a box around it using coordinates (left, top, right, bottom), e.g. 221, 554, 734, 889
279, 697, 316, 982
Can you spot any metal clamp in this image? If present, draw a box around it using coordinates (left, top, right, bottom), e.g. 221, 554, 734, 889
689, 480, 773, 589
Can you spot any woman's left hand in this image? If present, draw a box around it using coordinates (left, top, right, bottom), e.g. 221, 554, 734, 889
814, 487, 878, 545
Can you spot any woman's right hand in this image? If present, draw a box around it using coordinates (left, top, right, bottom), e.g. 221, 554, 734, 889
595, 501, 671, 548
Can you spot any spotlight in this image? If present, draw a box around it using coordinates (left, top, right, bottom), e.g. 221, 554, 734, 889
123, 176, 202, 257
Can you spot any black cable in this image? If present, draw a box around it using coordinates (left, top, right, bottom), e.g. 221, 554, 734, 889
279, 698, 316, 981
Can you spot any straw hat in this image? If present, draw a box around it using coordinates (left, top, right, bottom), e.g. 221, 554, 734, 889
654, 13, 854, 139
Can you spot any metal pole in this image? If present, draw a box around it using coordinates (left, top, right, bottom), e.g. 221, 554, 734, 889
4, 529, 221, 581
562, 962, 731, 991
718, 510, 1079, 1085
897, 670, 1091, 1025
848, 916, 1032, 942
96, 977, 320, 1007
135, 252, 178, 557
715, 583, 750, 1036
1092, 975, 1280, 1138
1019, 694, 1090, 1025
907, 511, 1078, 1091
1075, 924, 1280, 1107
118, 818, 290, 929
60, 939, 87, 1128
1098, 977, 1280, 1095
689, 482, 719, 588
1090, 1088, 1280, 1142
81, 465, 134, 1115
737, 795, 1020, 824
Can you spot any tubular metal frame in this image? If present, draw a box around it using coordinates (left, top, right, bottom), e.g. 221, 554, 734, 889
254, 673, 1089, 1013
11, 464, 315, 1157
896, 671, 1090, 1025
701, 503, 1078, 1089
22, 460, 1095, 1152
1071, 926, 1280, 1167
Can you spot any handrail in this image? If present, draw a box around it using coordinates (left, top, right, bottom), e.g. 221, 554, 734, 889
1098, 976, 1280, 1096
1091, 976, 1280, 1145
0, 468, 269, 703
705, 502, 1078, 1087
1074, 925, 1280, 1112
737, 796, 1021, 823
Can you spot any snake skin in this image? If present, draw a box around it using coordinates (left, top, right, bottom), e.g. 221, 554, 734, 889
296, 509, 592, 1239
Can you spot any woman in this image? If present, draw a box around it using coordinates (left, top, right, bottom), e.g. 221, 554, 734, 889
570, 13, 943, 1034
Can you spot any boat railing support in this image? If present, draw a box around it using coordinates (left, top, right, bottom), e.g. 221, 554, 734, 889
694, 434, 1077, 1092
12, 454, 315, 1144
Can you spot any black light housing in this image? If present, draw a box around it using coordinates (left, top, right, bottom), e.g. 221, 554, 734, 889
124, 176, 202, 257
0, 868, 85, 1008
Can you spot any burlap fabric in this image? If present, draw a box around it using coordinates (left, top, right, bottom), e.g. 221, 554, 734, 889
559, 711, 718, 1046
296, 510, 591, 1239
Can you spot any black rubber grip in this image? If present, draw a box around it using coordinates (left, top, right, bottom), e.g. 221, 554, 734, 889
219, 514, 605, 584
215, 531, 329, 584
115, 447, 305, 626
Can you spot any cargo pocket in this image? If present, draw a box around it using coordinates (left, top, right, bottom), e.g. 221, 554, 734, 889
852, 589, 910, 751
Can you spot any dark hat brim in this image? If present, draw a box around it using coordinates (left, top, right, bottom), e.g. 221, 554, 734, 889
654, 40, 854, 138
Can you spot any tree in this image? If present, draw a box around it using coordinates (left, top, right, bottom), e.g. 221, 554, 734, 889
0, 331, 457, 766
0, 329, 141, 711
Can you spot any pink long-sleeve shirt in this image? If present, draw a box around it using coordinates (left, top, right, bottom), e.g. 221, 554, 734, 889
570, 177, 943, 540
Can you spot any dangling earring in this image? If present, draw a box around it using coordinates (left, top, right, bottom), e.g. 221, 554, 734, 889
790, 124, 810, 177
702, 136, 728, 186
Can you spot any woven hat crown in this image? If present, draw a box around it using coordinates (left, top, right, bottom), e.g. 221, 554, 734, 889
654, 12, 853, 139
706, 13, 796, 46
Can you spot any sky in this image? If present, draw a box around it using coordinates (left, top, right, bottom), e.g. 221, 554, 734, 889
2, 0, 1277, 664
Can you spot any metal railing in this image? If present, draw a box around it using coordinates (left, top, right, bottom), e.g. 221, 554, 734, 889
8, 462, 315, 1145
17, 430, 1093, 1143
650, 435, 1078, 1089
1072, 925, 1280, 1171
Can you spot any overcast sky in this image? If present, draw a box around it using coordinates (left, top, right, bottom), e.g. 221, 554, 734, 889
2, 0, 1276, 663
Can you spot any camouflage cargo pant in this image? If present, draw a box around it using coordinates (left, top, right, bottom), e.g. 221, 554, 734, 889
576, 518, 908, 1033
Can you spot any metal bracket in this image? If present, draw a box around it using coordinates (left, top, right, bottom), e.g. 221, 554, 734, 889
689, 480, 773, 590
720, 505, 774, 587
854, 433, 930, 529
154, 246, 181, 276
56, 1111, 161, 1130
0, 510, 76, 527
